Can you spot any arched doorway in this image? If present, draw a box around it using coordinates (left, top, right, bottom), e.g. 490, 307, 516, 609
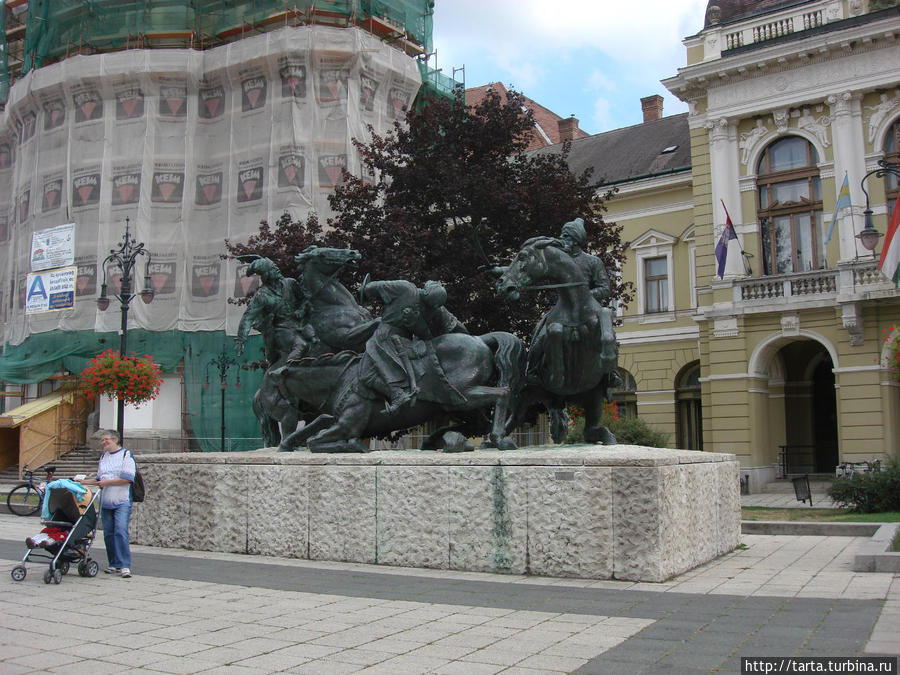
777, 341, 838, 474
676, 362, 702, 450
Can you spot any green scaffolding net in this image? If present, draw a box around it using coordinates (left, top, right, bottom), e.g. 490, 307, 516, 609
0, 329, 266, 452
18, 0, 433, 73
0, 0, 450, 109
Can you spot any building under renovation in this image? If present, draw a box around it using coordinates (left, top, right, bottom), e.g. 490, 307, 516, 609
0, 1, 454, 461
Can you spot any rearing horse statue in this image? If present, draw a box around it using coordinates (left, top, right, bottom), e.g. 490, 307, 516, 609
497, 236, 619, 445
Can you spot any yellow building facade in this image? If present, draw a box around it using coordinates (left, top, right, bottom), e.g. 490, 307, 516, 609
564, 0, 900, 491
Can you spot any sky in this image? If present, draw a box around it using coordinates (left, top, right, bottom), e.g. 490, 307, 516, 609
430, 0, 709, 135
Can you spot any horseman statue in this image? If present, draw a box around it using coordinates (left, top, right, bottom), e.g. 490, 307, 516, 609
235, 257, 311, 367
235, 246, 523, 453
359, 279, 469, 413
497, 217, 621, 445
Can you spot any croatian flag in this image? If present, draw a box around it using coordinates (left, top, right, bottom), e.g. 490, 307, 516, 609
716, 201, 738, 279
879, 197, 900, 286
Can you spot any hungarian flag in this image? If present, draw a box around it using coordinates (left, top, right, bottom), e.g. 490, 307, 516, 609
715, 201, 738, 279
878, 198, 900, 285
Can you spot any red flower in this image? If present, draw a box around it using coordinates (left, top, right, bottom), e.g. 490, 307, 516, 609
79, 350, 162, 405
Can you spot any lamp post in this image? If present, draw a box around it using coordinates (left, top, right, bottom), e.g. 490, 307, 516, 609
96, 217, 155, 440
857, 159, 900, 255
204, 348, 241, 452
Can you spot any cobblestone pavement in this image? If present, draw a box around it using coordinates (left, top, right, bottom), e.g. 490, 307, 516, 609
1, 512, 897, 674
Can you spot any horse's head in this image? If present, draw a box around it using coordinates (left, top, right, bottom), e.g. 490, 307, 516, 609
295, 246, 361, 274
496, 237, 558, 301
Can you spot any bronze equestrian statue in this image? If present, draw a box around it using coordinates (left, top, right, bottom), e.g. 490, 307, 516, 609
236, 217, 619, 452
239, 246, 523, 452
496, 218, 620, 445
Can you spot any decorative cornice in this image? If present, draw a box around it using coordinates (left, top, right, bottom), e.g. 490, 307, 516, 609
664, 12, 900, 105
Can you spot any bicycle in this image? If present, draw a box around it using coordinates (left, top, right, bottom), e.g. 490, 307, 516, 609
6, 465, 56, 516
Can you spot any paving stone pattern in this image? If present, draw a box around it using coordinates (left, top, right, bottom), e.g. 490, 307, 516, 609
1, 511, 897, 674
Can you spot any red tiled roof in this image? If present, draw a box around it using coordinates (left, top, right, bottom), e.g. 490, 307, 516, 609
465, 82, 589, 151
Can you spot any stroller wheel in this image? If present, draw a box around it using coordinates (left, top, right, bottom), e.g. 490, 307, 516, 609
11, 566, 26, 581
83, 559, 99, 578
52, 569, 62, 584
43, 569, 52, 584
58, 561, 70, 575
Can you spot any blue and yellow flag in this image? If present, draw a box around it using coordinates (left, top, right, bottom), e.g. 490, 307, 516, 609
824, 172, 852, 245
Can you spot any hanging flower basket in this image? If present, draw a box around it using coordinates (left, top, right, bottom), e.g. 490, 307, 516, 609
79, 349, 162, 406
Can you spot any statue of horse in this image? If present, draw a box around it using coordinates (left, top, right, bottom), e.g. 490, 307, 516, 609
294, 246, 377, 353
270, 331, 524, 453
248, 246, 377, 446
496, 236, 618, 445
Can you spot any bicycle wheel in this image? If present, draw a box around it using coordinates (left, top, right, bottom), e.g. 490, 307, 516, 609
6, 484, 42, 516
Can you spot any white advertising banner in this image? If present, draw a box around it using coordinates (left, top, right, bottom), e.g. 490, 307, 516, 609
25, 266, 76, 314
31, 222, 75, 271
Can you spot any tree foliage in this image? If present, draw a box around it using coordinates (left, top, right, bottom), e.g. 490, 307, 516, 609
224, 211, 323, 282
225, 89, 628, 339
322, 88, 627, 338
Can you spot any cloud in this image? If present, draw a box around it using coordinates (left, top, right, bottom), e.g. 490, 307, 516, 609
591, 97, 614, 132
433, 0, 708, 67
587, 70, 616, 94
431, 0, 707, 132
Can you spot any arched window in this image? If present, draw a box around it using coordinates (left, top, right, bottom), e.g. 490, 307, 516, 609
884, 118, 899, 215
756, 137, 823, 275
676, 362, 702, 450
609, 368, 637, 418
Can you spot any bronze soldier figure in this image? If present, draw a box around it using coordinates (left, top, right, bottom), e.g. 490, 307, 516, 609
235, 258, 310, 366
359, 279, 467, 413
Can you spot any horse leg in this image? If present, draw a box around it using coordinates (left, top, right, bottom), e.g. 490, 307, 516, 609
461, 385, 518, 450
306, 395, 371, 453
549, 406, 568, 444
503, 384, 540, 438
279, 414, 334, 451
582, 383, 617, 446
253, 390, 281, 448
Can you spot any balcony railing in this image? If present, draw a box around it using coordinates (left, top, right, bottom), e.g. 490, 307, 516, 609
734, 260, 895, 305
752, 17, 794, 43
719, 7, 824, 56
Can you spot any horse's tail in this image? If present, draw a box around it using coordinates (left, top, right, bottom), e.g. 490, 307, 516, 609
480, 332, 525, 398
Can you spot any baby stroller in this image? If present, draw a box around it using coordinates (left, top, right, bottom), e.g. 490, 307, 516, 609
11, 483, 102, 584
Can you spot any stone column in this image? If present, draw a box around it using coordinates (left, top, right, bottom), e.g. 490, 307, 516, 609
707, 117, 745, 278
827, 92, 867, 262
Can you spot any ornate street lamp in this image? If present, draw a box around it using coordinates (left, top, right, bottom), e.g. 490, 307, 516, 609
96, 217, 155, 439
204, 348, 241, 452
858, 159, 900, 255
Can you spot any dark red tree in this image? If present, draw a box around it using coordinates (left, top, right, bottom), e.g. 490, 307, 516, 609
323, 88, 627, 338
224, 211, 323, 290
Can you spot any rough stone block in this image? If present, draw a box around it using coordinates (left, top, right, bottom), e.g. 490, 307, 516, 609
246, 465, 308, 558
447, 465, 528, 574
131, 446, 740, 582
376, 465, 450, 569
308, 465, 376, 563
525, 466, 613, 578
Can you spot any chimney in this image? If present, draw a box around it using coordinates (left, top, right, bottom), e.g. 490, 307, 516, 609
558, 115, 580, 142
641, 95, 664, 123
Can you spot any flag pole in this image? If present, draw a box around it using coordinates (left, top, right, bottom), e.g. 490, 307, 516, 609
721, 200, 752, 275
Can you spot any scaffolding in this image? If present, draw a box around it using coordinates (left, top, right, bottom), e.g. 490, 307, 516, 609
1, 0, 449, 105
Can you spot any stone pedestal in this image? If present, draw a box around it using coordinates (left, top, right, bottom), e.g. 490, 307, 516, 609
130, 446, 740, 582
